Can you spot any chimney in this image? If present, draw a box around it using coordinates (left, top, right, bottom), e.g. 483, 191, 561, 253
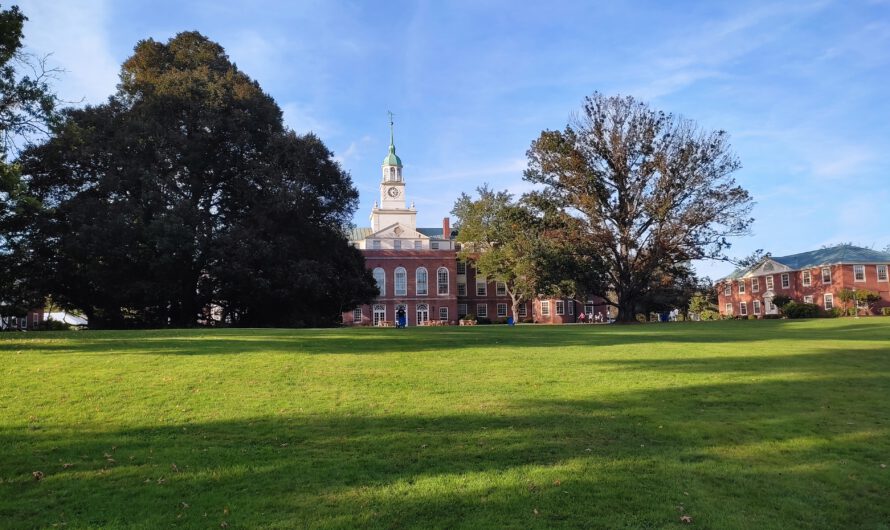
442, 217, 450, 240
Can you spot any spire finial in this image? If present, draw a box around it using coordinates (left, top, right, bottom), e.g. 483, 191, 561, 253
387, 110, 395, 151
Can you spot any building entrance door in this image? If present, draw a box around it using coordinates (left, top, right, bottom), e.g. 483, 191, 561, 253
396, 304, 408, 327
373, 304, 386, 326
416, 304, 429, 326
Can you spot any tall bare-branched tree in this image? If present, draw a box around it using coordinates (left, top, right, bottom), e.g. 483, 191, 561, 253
525, 92, 753, 321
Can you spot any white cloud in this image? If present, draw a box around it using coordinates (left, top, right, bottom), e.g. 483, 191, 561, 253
281, 101, 335, 138
20, 0, 119, 105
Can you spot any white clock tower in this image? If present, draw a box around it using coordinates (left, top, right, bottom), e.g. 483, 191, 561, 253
370, 113, 417, 231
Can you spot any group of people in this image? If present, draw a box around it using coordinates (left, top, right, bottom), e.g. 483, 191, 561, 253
577, 311, 605, 324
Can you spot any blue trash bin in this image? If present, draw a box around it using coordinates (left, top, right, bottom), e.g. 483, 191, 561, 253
507, 316, 514, 326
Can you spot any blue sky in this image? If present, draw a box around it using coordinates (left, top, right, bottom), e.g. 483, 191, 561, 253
18, 0, 890, 279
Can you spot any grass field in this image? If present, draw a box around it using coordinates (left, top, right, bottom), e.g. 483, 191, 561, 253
1, 319, 889, 529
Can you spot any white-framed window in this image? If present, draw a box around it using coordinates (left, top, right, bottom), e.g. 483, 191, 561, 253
878, 264, 888, 282
416, 267, 428, 296
439, 307, 448, 321
518, 304, 527, 317
568, 303, 574, 315
394, 239, 401, 250
724, 283, 731, 296
802, 270, 812, 287
394, 267, 407, 296
725, 303, 733, 315
752, 277, 760, 293
556, 300, 565, 315
352, 307, 362, 322
541, 301, 551, 317
822, 267, 832, 284
804, 295, 813, 303
497, 303, 508, 317
373, 304, 386, 326
373, 267, 386, 296
753, 300, 761, 315
431, 241, 440, 250
476, 304, 488, 317
456, 261, 466, 275
766, 299, 775, 313
766, 275, 775, 290
21, 316, 27, 328
740, 302, 748, 316
738, 280, 745, 294
854, 265, 865, 282
780, 273, 789, 289
372, 240, 381, 250
457, 282, 467, 296
437, 267, 449, 295
414, 240, 422, 250
496, 282, 507, 296
824, 293, 834, 310
458, 303, 468, 317
476, 279, 487, 296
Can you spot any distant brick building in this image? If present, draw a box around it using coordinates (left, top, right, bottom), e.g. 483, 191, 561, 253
717, 245, 890, 317
342, 121, 608, 326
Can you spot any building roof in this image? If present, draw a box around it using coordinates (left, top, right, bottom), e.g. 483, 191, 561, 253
382, 144, 403, 167
718, 244, 890, 282
348, 226, 454, 241
772, 245, 890, 269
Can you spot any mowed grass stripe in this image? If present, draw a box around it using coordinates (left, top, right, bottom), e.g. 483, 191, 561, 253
1, 319, 888, 529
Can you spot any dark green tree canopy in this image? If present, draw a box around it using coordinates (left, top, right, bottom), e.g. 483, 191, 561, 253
525, 92, 753, 321
15, 31, 376, 327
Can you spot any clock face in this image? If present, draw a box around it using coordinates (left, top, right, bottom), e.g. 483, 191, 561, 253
387, 186, 400, 198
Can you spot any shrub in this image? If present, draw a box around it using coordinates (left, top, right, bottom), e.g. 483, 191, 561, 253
476, 317, 492, 325
783, 302, 820, 319
635, 313, 648, 323
461, 314, 476, 321
762, 314, 781, 319
825, 308, 843, 318
676, 313, 686, 322
882, 307, 890, 316
699, 309, 719, 321
772, 295, 792, 309
747, 315, 756, 320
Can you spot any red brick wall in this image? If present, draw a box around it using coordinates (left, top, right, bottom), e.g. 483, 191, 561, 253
717, 263, 890, 316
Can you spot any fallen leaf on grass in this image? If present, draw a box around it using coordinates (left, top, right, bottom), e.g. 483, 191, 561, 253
533, 508, 539, 516
61, 463, 74, 469
171, 463, 179, 473
32, 471, 44, 481
680, 515, 693, 523
220, 522, 228, 528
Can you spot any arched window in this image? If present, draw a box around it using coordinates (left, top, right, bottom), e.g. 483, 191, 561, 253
437, 267, 449, 295
373, 267, 385, 296
416, 267, 428, 296
394, 267, 407, 296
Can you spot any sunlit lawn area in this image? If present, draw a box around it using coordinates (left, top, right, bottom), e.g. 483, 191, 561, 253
1, 319, 889, 529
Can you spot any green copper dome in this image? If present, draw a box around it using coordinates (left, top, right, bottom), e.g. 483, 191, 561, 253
382, 112, 403, 167
382, 144, 402, 167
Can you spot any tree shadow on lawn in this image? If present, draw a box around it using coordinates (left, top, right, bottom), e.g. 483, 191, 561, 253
5, 319, 890, 357
1, 375, 888, 529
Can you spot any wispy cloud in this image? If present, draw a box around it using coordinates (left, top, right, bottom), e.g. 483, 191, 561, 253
21, 0, 119, 105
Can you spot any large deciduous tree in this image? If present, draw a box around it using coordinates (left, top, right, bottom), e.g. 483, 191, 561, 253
451, 186, 542, 322
0, 4, 58, 315
524, 92, 753, 322
15, 32, 376, 328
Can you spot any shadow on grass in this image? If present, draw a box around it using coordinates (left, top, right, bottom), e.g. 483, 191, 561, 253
4, 319, 890, 358
2, 373, 889, 529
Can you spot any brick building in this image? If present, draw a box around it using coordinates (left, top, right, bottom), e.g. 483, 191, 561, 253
342, 122, 608, 326
717, 245, 890, 317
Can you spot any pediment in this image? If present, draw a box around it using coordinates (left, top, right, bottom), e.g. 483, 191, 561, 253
745, 258, 791, 277
367, 223, 428, 240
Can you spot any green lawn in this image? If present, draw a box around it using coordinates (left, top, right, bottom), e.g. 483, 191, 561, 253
1, 319, 889, 529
